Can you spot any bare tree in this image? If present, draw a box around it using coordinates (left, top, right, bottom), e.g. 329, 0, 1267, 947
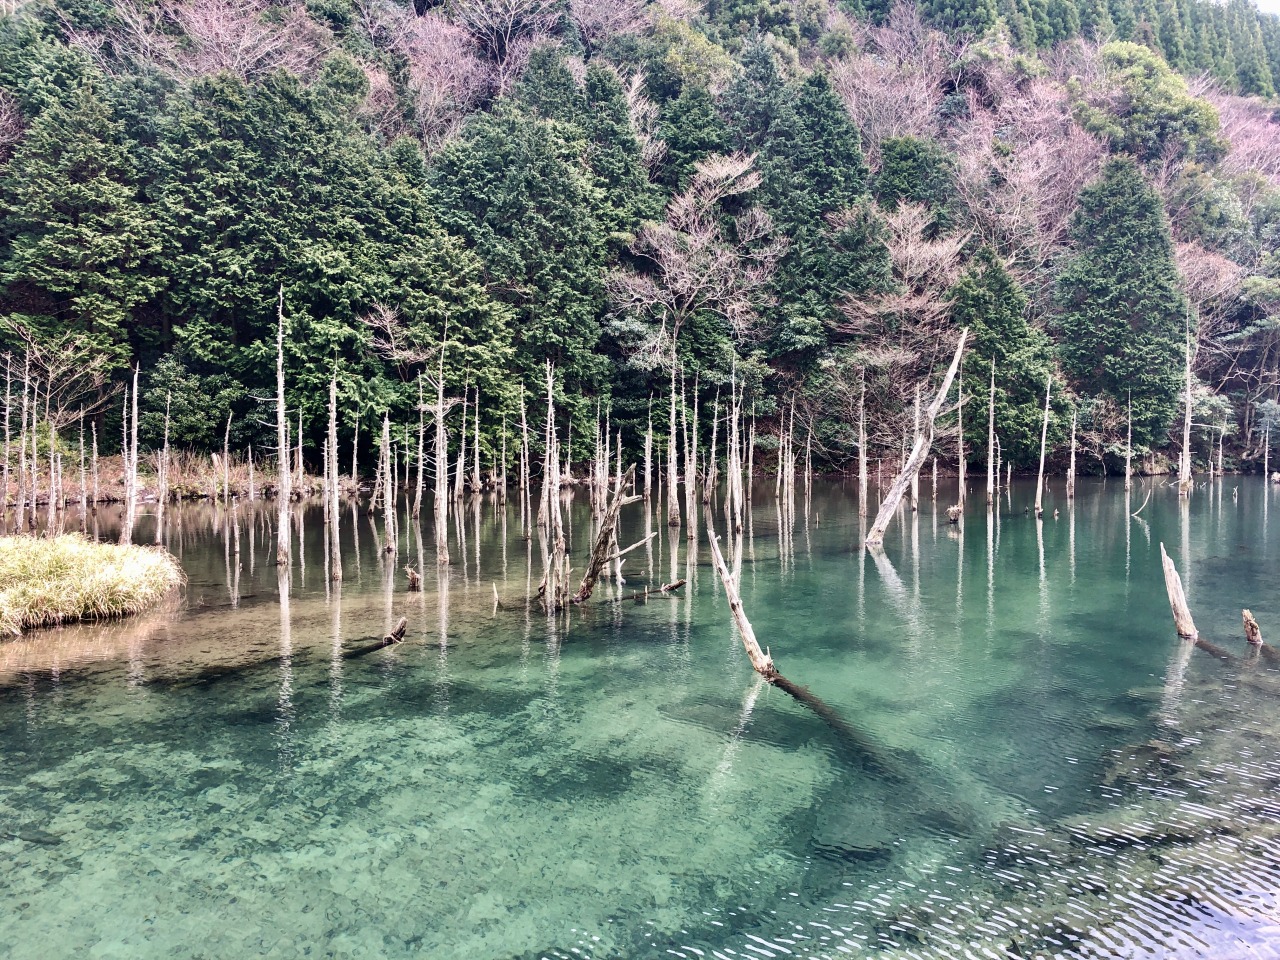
567, 0, 647, 58
446, 0, 558, 91
388, 10, 492, 150
608, 153, 787, 353
103, 0, 331, 81
0, 91, 22, 166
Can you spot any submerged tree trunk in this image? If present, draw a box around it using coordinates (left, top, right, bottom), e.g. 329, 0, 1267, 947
276, 286, 291, 566
1034, 375, 1051, 519
704, 507, 776, 679
986, 359, 995, 507
1067, 410, 1077, 501
865, 330, 968, 547
1160, 542, 1197, 640
1179, 338, 1193, 498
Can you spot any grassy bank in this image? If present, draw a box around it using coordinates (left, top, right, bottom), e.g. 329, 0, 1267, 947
0, 535, 184, 635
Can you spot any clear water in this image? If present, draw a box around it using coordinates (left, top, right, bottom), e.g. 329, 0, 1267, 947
2, 479, 1280, 959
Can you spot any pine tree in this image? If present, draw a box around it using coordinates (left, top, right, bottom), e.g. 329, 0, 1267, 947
0, 81, 158, 367
1056, 157, 1189, 448
955, 248, 1061, 466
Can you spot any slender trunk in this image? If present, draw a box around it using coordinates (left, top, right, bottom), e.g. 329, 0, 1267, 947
1067, 410, 1077, 500
454, 389, 467, 501
865, 331, 968, 546
123, 365, 139, 543
223, 411, 232, 507
644, 404, 653, 502
1125, 393, 1133, 491
78, 409, 86, 515
328, 368, 343, 581
91, 423, 99, 511
910, 385, 920, 510
351, 416, 359, 486
276, 286, 291, 566
2, 355, 10, 515
413, 378, 425, 519
667, 360, 680, 527
1034, 375, 1051, 519
473, 387, 481, 494
16, 354, 28, 529
381, 413, 395, 555
986, 359, 995, 506
956, 374, 965, 504
1179, 338, 1193, 497
156, 394, 170, 543
248, 445, 255, 501
520, 387, 530, 538
858, 377, 867, 517
434, 366, 449, 564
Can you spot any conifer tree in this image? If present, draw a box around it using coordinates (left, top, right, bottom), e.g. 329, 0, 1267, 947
1056, 157, 1189, 448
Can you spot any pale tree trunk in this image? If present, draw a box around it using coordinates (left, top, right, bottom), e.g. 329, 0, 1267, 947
1034, 375, 1051, 519
473, 388, 481, 494
704, 391, 719, 505
413, 378, 425, 520
434, 363, 450, 565
2, 355, 11, 514
684, 376, 698, 538
1179, 338, 1193, 498
1067, 410, 1077, 500
704, 506, 776, 679
351, 417, 359, 486
156, 394, 170, 542
248, 445, 255, 501
454, 389, 467, 501
381, 414, 395, 555
858, 377, 867, 517
16, 354, 28, 530
865, 330, 968, 546
667, 360, 680, 527
520, 387, 531, 538
986, 359, 995, 506
910, 385, 920, 510
91, 423, 99, 511
1125, 393, 1133, 491
122, 365, 139, 544
223, 411, 232, 508
956, 376, 965, 504
748, 408, 756, 499
1160, 542, 1197, 639
78, 409, 86, 516
328, 368, 343, 581
644, 405, 653, 502
276, 286, 291, 566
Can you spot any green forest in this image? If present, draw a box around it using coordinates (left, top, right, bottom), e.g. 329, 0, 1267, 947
2, 0, 1279, 478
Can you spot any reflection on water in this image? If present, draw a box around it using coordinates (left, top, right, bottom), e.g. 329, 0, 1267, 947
1, 479, 1279, 959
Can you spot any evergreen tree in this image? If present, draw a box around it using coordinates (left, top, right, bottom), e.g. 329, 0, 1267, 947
873, 136, 957, 232
0, 81, 159, 367
657, 84, 728, 190
954, 248, 1061, 466
1056, 157, 1189, 448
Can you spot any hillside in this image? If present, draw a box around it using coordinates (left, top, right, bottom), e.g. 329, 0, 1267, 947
1, 0, 1279, 473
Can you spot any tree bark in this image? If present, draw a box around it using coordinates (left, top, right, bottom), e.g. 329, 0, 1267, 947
1034, 374, 1051, 519
986, 359, 995, 506
1067, 410, 1077, 500
864, 330, 968, 547
1244, 608, 1262, 647
276, 286, 291, 566
1179, 337, 1193, 498
704, 506, 777, 679
1160, 542, 1198, 640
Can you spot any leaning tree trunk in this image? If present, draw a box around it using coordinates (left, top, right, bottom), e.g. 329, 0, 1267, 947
1160, 542, 1198, 640
864, 330, 968, 547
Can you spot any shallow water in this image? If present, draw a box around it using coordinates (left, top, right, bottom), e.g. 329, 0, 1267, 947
2, 478, 1280, 959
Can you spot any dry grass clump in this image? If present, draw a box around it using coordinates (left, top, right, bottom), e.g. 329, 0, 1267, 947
0, 535, 184, 635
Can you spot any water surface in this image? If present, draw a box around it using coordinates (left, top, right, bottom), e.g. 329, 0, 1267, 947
2, 478, 1279, 958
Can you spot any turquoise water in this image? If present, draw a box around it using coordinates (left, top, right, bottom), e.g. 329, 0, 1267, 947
2, 478, 1279, 958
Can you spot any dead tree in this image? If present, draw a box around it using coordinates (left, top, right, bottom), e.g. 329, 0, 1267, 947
275, 287, 291, 566
865, 330, 968, 547
327, 367, 343, 580
1244, 609, 1262, 646
1033, 374, 1051, 519
1178, 336, 1194, 498
704, 508, 777, 679
570, 464, 651, 605
1159, 542, 1198, 640
1067, 409, 1077, 500
986, 359, 995, 506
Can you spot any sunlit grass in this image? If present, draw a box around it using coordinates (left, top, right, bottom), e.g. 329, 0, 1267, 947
0, 535, 184, 635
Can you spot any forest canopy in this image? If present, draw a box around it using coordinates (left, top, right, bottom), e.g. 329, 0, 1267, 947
1, 0, 1279, 474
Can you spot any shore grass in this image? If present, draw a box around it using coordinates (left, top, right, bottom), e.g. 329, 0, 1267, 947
0, 535, 184, 635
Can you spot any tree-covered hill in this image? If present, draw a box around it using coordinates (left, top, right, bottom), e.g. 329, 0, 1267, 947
1, 0, 1279, 474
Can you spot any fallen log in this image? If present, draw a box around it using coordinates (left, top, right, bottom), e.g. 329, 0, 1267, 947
625, 579, 686, 603
341, 618, 407, 660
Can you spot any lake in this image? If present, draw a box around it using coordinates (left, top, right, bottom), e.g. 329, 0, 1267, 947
2, 477, 1279, 959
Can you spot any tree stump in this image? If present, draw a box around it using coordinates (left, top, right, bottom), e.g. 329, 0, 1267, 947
946, 504, 962, 524
1244, 609, 1262, 646
405, 567, 422, 592
1159, 543, 1198, 640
